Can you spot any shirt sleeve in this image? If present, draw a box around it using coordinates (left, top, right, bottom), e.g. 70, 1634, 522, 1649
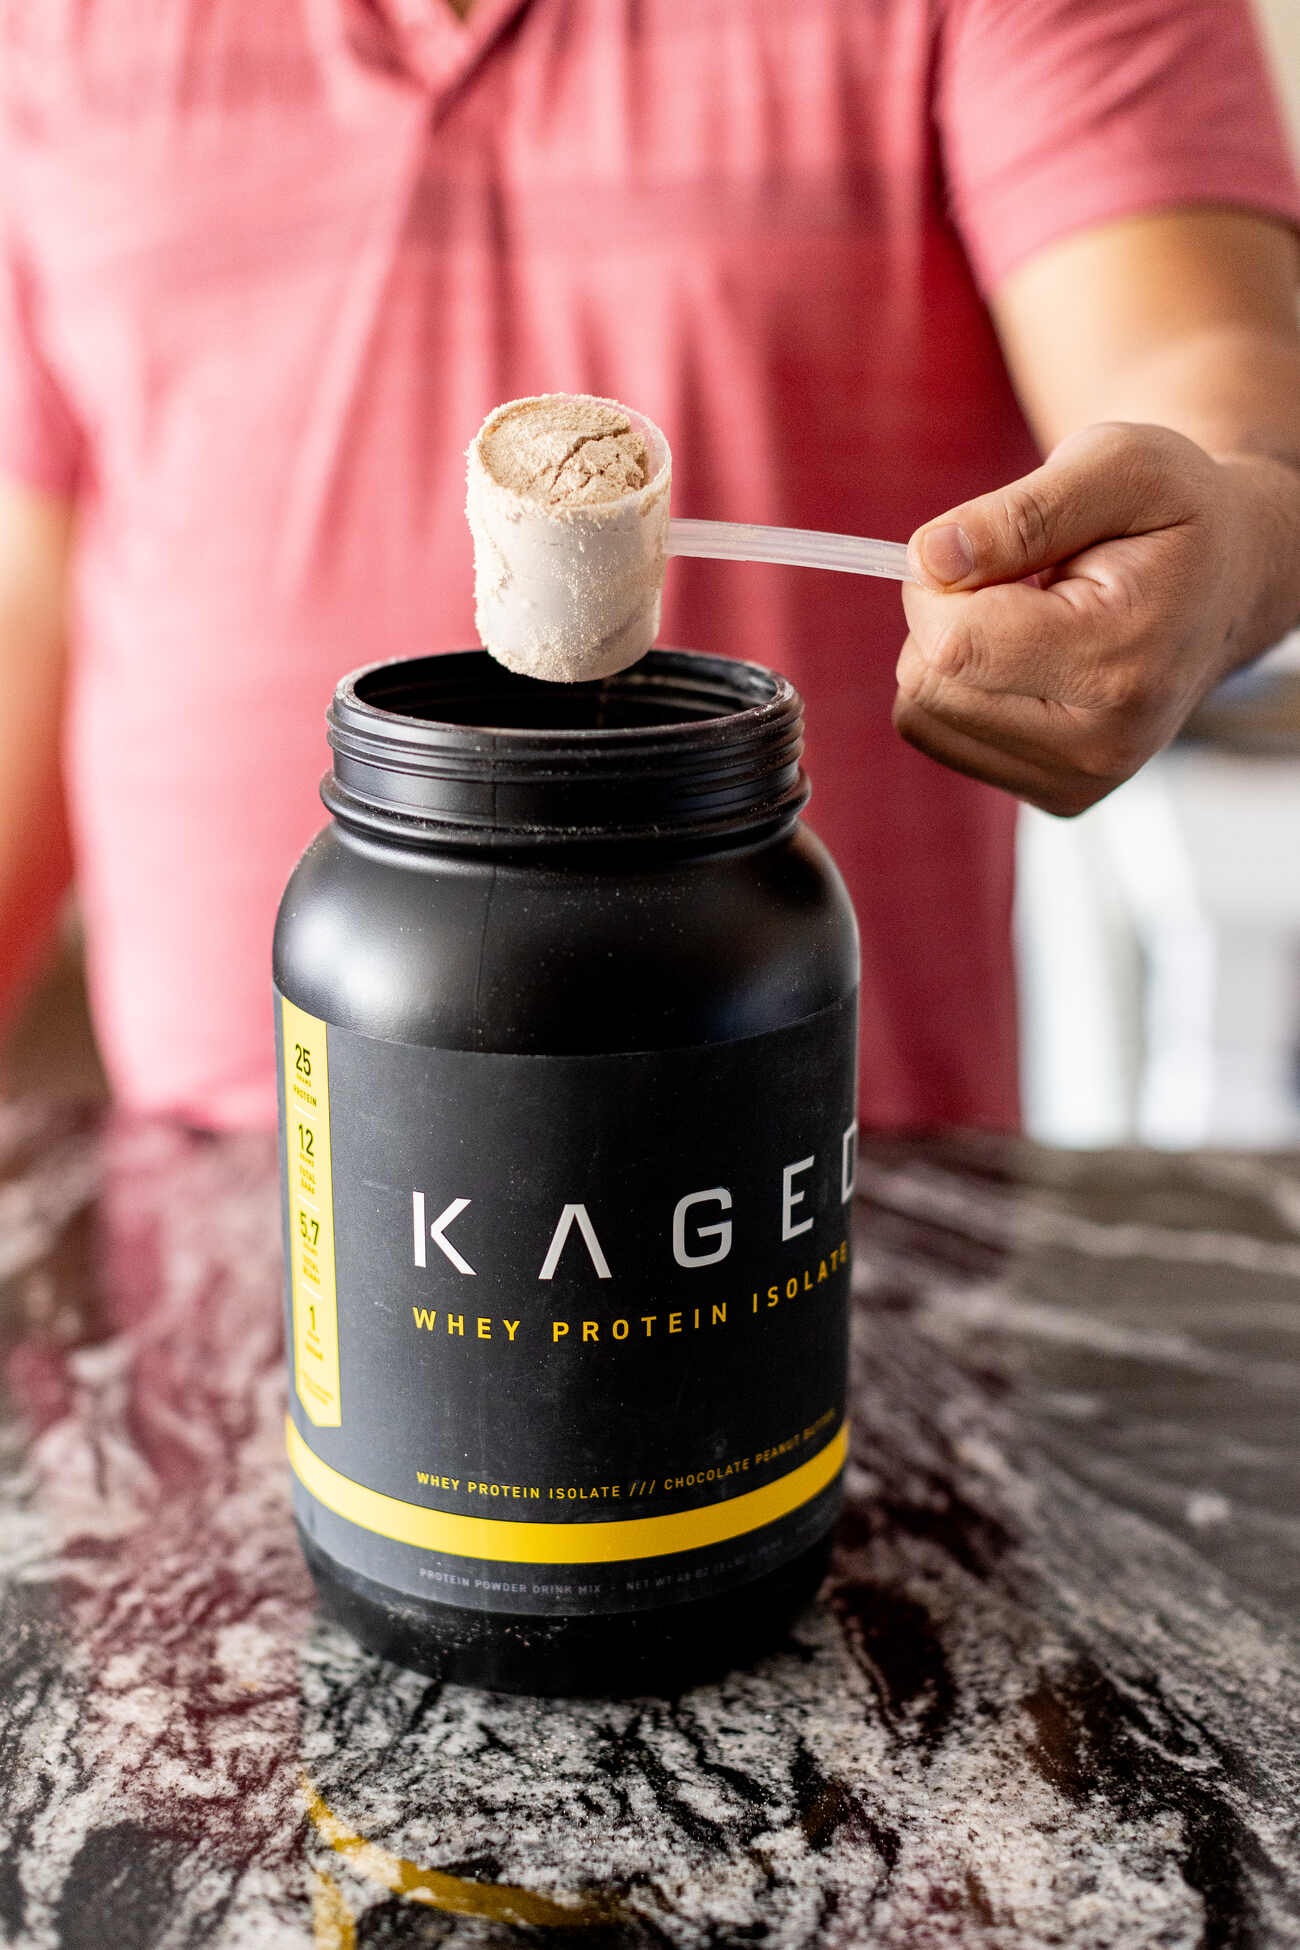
0, 229, 81, 498
938, 0, 1300, 296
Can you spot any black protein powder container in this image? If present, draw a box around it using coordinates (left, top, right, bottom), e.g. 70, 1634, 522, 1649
274, 649, 859, 1696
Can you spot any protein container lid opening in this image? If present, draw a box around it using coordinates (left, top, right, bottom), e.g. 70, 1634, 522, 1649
344, 646, 779, 734
322, 648, 808, 847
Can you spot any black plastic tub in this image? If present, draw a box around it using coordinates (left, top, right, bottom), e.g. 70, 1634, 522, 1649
273, 649, 859, 1695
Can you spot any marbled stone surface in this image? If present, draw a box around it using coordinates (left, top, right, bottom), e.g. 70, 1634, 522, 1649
1, 1104, 1298, 1948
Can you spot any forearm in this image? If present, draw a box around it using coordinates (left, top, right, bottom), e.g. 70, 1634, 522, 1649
1072, 322, 1300, 667
0, 481, 75, 1030
0, 695, 72, 1030
1210, 448, 1300, 673
993, 211, 1300, 678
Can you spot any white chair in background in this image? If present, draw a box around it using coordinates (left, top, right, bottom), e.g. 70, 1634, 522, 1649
1016, 640, 1300, 1149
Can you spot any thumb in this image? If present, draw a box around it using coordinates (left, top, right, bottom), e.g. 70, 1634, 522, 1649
906, 422, 1207, 591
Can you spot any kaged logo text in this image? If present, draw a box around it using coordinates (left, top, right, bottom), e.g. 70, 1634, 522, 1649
410, 1121, 858, 1281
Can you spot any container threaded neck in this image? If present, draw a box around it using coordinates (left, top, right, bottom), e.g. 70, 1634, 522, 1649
323, 649, 807, 848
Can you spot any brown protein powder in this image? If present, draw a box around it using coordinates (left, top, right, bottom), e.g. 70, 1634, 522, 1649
477, 396, 650, 507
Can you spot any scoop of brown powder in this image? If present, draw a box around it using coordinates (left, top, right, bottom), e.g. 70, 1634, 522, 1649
467, 392, 671, 681
478, 397, 649, 509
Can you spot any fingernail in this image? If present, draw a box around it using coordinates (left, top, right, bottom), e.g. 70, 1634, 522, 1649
919, 524, 975, 585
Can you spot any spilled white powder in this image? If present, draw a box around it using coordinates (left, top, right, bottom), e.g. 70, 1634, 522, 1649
466, 393, 672, 683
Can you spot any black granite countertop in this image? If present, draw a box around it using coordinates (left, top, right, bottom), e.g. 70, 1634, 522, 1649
2, 1104, 1298, 1949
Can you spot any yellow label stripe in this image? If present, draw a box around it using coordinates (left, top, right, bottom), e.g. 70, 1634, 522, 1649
287, 1417, 846, 1565
281, 996, 341, 1429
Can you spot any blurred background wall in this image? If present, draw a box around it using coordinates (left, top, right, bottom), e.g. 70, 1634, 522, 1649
4, 2, 1300, 1138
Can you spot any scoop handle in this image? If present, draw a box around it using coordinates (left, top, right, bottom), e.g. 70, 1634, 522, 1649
667, 517, 913, 582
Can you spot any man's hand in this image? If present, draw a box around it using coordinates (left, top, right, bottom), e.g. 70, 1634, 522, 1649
895, 421, 1292, 816
893, 207, 1300, 816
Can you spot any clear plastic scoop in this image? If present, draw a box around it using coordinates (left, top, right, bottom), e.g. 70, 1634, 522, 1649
668, 517, 913, 582
468, 394, 917, 682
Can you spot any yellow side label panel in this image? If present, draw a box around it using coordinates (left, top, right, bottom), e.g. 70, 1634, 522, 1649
282, 997, 341, 1427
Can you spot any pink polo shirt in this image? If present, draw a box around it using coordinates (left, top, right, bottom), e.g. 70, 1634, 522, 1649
1, 0, 1296, 1131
